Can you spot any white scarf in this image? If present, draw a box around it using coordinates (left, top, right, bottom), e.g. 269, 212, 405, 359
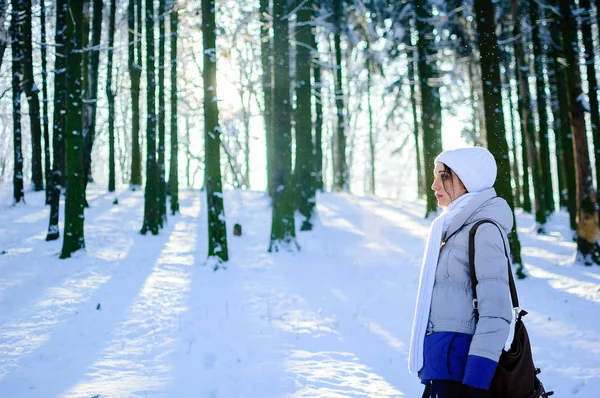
408, 192, 479, 373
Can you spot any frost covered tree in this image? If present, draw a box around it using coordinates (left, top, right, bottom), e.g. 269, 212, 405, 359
41, 0, 51, 204
510, 0, 546, 230
169, 1, 179, 215
47, 0, 68, 241
405, 18, 424, 199
141, 0, 160, 235
158, 0, 167, 225
107, 0, 116, 193
203, 0, 229, 265
11, 0, 24, 204
529, 0, 554, 214
579, 0, 600, 215
474, 0, 523, 274
558, 0, 600, 264
546, 2, 575, 228
129, 0, 143, 188
61, 0, 86, 259
259, 0, 274, 198
83, 0, 103, 202
295, 0, 316, 231
415, 0, 442, 218
332, 0, 348, 192
22, 0, 43, 192
313, 41, 324, 192
269, 0, 297, 251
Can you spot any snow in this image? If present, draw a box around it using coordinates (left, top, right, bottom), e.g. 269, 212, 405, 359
0, 187, 599, 397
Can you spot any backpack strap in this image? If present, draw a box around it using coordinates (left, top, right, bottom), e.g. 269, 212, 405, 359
469, 220, 520, 321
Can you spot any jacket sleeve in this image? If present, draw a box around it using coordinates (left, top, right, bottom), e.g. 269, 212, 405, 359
462, 223, 512, 390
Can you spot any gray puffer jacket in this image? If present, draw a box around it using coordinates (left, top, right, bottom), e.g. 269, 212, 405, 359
427, 187, 513, 363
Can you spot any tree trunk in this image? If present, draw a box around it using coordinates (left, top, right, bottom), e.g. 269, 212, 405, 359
580, 0, 600, 222
11, 0, 24, 204
83, 0, 103, 202
547, 12, 574, 222
259, 0, 274, 198
41, 0, 51, 204
499, 34, 521, 208
61, 0, 86, 259
141, 0, 160, 235
558, 0, 600, 264
185, 116, 191, 188
47, 0, 68, 241
158, 0, 167, 225
511, 0, 546, 229
415, 0, 443, 217
107, 0, 116, 193
366, 54, 375, 195
295, 0, 315, 231
22, 0, 43, 192
332, 0, 347, 191
203, 0, 229, 265
312, 38, 323, 192
269, 0, 297, 252
406, 19, 424, 198
129, 0, 143, 188
169, 3, 179, 215
474, 0, 524, 275
529, 0, 554, 214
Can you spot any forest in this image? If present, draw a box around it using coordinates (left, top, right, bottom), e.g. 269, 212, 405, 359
1, 1, 600, 397
2, 0, 600, 260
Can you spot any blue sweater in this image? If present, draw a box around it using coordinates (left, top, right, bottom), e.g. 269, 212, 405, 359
419, 332, 498, 390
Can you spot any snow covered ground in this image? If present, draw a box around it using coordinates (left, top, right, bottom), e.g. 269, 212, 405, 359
0, 186, 599, 397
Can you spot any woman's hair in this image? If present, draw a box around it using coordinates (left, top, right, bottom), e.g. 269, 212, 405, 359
441, 164, 467, 200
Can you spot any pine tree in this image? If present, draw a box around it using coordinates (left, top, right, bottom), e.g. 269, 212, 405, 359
22, 0, 43, 192
311, 32, 323, 192
415, 0, 443, 217
474, 0, 524, 274
269, 0, 297, 251
169, 1, 179, 215
141, 0, 160, 235
406, 19, 424, 198
547, 7, 575, 224
558, 0, 600, 264
11, 0, 24, 204
499, 26, 521, 208
129, 0, 143, 188
295, 0, 315, 230
61, 0, 86, 259
158, 0, 167, 225
107, 0, 116, 193
529, 0, 554, 214
332, 0, 348, 191
580, 0, 600, 218
41, 0, 51, 205
366, 52, 375, 195
259, 0, 274, 197
202, 0, 229, 265
511, 0, 546, 229
47, 0, 68, 241
83, 0, 103, 201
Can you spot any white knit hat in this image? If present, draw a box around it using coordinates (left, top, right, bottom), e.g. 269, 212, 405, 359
434, 147, 497, 193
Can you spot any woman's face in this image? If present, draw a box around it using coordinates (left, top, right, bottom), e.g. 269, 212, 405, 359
431, 163, 467, 208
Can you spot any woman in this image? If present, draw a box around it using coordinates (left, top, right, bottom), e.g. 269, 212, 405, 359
408, 147, 513, 398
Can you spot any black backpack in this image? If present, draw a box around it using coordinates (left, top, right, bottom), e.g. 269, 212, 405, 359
469, 220, 553, 398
